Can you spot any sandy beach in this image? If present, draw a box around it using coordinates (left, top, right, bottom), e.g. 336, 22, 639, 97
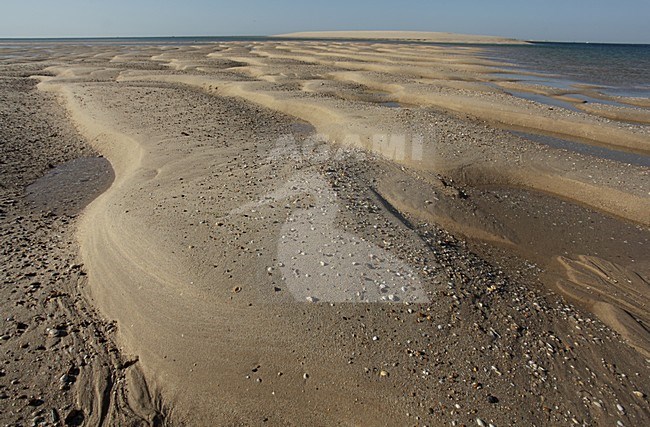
1, 32, 649, 426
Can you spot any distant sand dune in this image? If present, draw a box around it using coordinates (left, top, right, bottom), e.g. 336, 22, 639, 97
275, 30, 529, 44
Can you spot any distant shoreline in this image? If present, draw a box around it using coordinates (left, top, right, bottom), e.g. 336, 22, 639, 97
1, 37, 648, 47
275, 30, 529, 44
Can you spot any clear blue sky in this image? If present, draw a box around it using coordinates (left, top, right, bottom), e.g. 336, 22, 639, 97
1, 0, 649, 43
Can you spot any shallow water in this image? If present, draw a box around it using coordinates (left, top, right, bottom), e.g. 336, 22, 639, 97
503, 89, 582, 112
380, 101, 402, 108
26, 157, 114, 215
567, 93, 630, 108
489, 71, 579, 92
511, 131, 650, 167
483, 43, 650, 99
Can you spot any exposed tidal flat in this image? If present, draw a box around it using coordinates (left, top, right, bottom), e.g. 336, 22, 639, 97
1, 33, 649, 426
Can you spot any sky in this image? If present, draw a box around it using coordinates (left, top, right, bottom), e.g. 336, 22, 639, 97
0, 0, 649, 43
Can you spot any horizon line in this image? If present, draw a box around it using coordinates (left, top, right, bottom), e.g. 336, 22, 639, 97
1, 35, 649, 45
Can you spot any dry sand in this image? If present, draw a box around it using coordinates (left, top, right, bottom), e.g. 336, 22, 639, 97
1, 38, 649, 426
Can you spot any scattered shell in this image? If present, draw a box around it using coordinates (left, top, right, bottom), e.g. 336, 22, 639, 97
379, 370, 389, 377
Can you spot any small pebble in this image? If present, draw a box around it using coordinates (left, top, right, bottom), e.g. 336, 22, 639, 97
28, 398, 44, 407
47, 328, 66, 337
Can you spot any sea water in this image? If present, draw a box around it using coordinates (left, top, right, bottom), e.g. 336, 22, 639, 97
480, 42, 650, 98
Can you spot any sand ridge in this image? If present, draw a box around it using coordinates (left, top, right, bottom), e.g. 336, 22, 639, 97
114, 66, 650, 224
0, 70, 164, 426
36, 74, 420, 424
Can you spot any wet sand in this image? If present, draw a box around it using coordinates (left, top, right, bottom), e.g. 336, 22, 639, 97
1, 38, 649, 426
